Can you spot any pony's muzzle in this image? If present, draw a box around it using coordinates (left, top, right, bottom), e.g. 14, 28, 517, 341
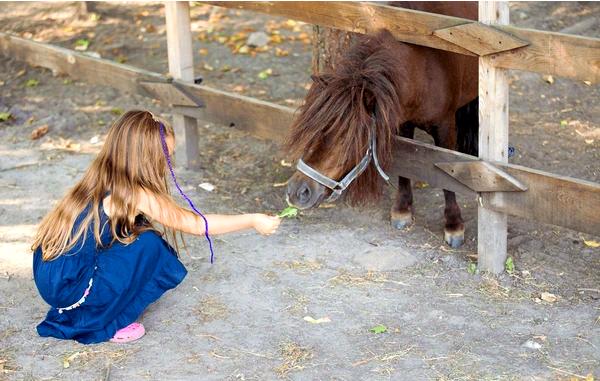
286, 172, 326, 209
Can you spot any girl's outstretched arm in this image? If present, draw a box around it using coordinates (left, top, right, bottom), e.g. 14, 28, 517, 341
133, 190, 280, 236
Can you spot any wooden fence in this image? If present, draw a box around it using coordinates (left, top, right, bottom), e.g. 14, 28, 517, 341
1, 1, 599, 274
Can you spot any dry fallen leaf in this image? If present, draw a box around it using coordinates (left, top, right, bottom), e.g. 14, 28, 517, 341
237, 45, 250, 54
303, 316, 331, 324
543, 74, 554, 84
540, 292, 557, 303
31, 124, 49, 140
232, 85, 245, 93
199, 182, 215, 192
318, 203, 336, 209
583, 239, 600, 248
275, 47, 289, 57
270, 34, 284, 44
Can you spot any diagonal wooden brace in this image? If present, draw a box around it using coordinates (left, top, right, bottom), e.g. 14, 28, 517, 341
435, 160, 527, 192
434, 22, 529, 56
139, 79, 205, 108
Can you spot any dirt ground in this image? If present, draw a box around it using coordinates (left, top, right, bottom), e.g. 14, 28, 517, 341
1, 2, 599, 380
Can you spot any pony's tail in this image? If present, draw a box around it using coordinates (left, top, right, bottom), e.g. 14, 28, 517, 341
455, 97, 479, 156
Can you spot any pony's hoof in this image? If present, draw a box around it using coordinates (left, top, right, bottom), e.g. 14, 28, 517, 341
444, 227, 465, 248
391, 211, 413, 230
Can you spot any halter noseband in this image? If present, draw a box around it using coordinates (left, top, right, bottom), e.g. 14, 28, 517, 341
296, 117, 391, 202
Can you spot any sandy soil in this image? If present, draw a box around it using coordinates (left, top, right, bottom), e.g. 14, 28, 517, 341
0, 2, 599, 380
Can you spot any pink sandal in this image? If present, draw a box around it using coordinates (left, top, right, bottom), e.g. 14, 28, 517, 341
110, 322, 145, 343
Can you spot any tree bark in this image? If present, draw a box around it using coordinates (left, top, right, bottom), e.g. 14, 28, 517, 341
311, 26, 360, 74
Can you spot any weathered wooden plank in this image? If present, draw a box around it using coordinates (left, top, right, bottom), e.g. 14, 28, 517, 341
391, 138, 477, 198
477, 1, 510, 274
171, 86, 296, 143
486, 165, 600, 236
435, 161, 527, 192
0, 32, 163, 96
208, 1, 600, 83
433, 22, 529, 56
392, 137, 600, 237
0, 32, 295, 144
166, 2, 200, 169
140, 81, 200, 107
208, 1, 476, 55
491, 25, 600, 83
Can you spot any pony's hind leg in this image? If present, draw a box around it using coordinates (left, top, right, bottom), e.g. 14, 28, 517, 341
433, 122, 465, 248
391, 123, 415, 230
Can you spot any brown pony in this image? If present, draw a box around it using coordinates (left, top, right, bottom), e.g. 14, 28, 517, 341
286, 2, 478, 248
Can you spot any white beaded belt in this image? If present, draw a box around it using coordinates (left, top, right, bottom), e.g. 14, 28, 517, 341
57, 267, 96, 314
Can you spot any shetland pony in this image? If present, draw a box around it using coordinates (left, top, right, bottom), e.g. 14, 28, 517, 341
286, 2, 478, 247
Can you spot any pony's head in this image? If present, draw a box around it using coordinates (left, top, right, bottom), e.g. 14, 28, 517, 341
285, 30, 405, 209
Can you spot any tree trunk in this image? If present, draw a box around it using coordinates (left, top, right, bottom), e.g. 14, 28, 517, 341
311, 26, 360, 74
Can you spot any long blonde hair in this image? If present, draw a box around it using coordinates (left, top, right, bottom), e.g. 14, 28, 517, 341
32, 110, 179, 261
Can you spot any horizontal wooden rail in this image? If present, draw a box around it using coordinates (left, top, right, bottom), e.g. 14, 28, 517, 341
209, 1, 600, 83
393, 137, 600, 236
2, 33, 598, 235
0, 33, 295, 143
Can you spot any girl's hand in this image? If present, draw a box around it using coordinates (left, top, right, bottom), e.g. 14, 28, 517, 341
253, 214, 281, 236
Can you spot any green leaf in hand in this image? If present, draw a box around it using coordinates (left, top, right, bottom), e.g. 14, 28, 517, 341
277, 206, 298, 218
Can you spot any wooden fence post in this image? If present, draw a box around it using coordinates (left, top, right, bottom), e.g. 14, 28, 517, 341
165, 1, 200, 169
477, 1, 510, 273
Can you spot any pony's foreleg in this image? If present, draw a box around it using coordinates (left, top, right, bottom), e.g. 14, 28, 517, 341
391, 123, 415, 230
433, 123, 465, 248
442, 190, 465, 248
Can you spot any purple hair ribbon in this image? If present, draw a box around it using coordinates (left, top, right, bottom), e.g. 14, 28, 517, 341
159, 122, 215, 263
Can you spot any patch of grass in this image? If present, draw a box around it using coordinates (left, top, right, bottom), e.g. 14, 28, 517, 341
74, 39, 90, 51
477, 275, 511, 300
60, 347, 135, 370
274, 341, 313, 377
328, 270, 407, 288
467, 262, 477, 274
0, 112, 11, 122
505, 256, 515, 274
193, 296, 229, 322
110, 107, 124, 116
282, 288, 309, 316
276, 259, 322, 274
0, 347, 20, 376
262, 270, 279, 283
25, 79, 39, 87
353, 346, 412, 370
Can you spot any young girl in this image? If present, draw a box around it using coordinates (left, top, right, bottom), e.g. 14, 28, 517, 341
32, 110, 280, 344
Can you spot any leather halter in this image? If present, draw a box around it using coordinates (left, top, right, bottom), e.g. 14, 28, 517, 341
296, 118, 391, 202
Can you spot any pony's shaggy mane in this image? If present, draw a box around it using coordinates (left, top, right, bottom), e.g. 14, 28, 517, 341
286, 30, 409, 204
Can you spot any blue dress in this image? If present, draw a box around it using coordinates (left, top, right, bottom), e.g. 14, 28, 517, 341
33, 202, 187, 344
